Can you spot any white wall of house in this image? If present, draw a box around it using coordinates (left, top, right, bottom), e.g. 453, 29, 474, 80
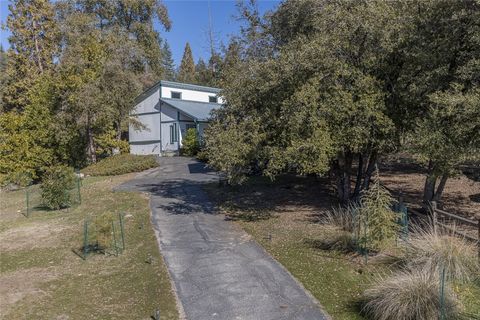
161, 85, 224, 104
129, 81, 221, 156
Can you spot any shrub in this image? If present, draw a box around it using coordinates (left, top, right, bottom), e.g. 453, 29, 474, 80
363, 269, 462, 320
357, 171, 399, 251
81, 154, 158, 176
41, 165, 76, 210
181, 128, 200, 156
403, 227, 479, 282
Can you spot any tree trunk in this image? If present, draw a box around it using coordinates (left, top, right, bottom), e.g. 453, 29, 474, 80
112, 123, 122, 155
433, 174, 448, 202
361, 150, 377, 191
86, 116, 97, 163
352, 153, 364, 199
423, 160, 437, 204
423, 175, 437, 204
335, 151, 353, 204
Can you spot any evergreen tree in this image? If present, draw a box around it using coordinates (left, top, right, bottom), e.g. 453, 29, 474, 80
0, 45, 7, 112
195, 58, 212, 86
177, 42, 196, 83
4, 0, 58, 111
161, 41, 176, 81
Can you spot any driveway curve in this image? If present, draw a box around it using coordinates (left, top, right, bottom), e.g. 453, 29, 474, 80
117, 157, 329, 320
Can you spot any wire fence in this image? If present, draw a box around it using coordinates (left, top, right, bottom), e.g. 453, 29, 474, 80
80, 212, 126, 260
22, 176, 82, 217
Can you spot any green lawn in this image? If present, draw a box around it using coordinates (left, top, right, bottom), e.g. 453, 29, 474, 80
0, 174, 178, 320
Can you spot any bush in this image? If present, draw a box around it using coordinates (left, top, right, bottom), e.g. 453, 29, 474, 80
403, 227, 479, 282
81, 154, 158, 176
180, 128, 200, 156
363, 269, 462, 320
41, 165, 76, 210
357, 171, 399, 251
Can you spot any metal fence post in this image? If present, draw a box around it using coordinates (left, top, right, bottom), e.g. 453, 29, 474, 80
77, 176, 82, 205
83, 220, 89, 260
439, 266, 446, 320
431, 201, 438, 234
119, 212, 125, 252
25, 187, 30, 218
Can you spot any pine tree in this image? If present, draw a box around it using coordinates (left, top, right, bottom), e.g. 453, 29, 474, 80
4, 0, 58, 111
177, 42, 196, 83
0, 45, 7, 112
161, 41, 176, 81
358, 169, 399, 251
195, 58, 210, 86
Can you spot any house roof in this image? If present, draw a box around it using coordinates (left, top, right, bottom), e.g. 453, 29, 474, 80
135, 80, 221, 103
161, 98, 222, 121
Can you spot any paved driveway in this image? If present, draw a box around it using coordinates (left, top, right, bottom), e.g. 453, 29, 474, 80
117, 157, 329, 320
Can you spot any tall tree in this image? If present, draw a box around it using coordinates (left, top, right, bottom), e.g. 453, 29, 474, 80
161, 41, 176, 81
396, 0, 480, 204
4, 0, 58, 111
0, 45, 7, 112
177, 42, 196, 83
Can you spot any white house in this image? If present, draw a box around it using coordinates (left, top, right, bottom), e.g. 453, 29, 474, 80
129, 80, 224, 155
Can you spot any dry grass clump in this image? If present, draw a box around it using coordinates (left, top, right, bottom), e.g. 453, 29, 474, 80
363, 269, 462, 320
403, 227, 479, 282
311, 229, 357, 252
321, 203, 358, 232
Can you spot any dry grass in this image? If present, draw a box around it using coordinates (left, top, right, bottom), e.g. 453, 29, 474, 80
0, 174, 178, 319
362, 269, 462, 320
403, 227, 479, 282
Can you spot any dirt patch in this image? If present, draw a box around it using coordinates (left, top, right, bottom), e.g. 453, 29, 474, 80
381, 171, 480, 219
0, 267, 59, 318
0, 221, 71, 252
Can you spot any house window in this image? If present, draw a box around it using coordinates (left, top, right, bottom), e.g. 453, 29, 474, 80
171, 91, 182, 99
209, 96, 218, 103
169, 123, 178, 144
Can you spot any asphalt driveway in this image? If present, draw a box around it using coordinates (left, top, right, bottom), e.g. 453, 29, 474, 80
117, 157, 329, 320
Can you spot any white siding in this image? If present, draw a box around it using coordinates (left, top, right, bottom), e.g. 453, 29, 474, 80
130, 142, 160, 155
132, 89, 160, 114
160, 85, 224, 104
129, 113, 160, 142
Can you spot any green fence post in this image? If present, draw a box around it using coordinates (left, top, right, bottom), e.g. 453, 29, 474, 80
77, 176, 82, 205
25, 187, 30, 218
119, 212, 125, 252
112, 221, 118, 256
83, 220, 89, 260
439, 266, 446, 320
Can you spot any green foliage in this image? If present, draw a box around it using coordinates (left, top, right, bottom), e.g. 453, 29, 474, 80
204, 114, 264, 185
0, 107, 55, 186
4, 0, 58, 111
41, 165, 76, 210
81, 154, 158, 176
357, 171, 398, 251
177, 42, 196, 83
94, 129, 130, 158
180, 128, 200, 156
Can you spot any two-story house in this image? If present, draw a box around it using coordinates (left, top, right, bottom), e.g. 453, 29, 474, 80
129, 80, 223, 155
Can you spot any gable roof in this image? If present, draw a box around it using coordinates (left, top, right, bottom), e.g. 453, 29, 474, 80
161, 98, 222, 121
135, 80, 221, 103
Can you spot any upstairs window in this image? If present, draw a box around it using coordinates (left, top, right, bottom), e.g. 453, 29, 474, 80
209, 96, 218, 103
171, 91, 182, 99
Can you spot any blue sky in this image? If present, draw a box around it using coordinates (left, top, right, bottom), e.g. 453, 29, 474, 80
0, 0, 280, 66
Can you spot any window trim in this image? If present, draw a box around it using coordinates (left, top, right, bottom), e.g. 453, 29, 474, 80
169, 123, 178, 144
171, 91, 182, 99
